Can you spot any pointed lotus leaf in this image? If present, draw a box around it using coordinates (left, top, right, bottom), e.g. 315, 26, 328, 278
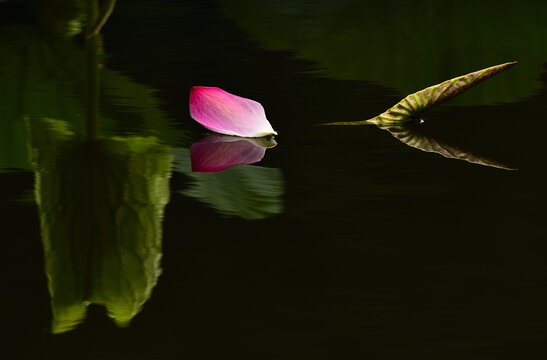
324, 62, 517, 126
379, 122, 516, 170
29, 118, 172, 333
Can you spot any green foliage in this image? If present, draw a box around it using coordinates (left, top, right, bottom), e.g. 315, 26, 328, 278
29, 117, 172, 333
173, 148, 284, 220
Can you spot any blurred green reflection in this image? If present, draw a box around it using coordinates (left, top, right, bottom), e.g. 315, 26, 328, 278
29, 117, 171, 334
0, 0, 174, 333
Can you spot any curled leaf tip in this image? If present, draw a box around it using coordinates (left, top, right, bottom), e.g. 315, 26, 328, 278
372, 61, 518, 124
189, 86, 277, 138
324, 62, 517, 126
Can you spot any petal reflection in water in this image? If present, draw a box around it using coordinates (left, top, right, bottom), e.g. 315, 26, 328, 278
190, 134, 277, 173
174, 148, 284, 220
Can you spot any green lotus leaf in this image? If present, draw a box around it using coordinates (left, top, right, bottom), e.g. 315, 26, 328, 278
29, 118, 172, 333
325, 62, 517, 126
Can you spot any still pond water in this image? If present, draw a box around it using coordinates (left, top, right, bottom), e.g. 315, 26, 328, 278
3, 0, 547, 358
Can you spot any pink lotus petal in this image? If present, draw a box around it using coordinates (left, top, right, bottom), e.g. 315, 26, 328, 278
190, 134, 276, 173
189, 86, 277, 137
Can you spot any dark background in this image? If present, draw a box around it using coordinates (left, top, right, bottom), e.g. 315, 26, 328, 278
2, 0, 547, 359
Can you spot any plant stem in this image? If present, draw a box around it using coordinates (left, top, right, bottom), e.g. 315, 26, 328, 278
85, 0, 99, 141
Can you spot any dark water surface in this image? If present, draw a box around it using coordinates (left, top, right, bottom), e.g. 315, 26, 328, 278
3, 0, 547, 359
